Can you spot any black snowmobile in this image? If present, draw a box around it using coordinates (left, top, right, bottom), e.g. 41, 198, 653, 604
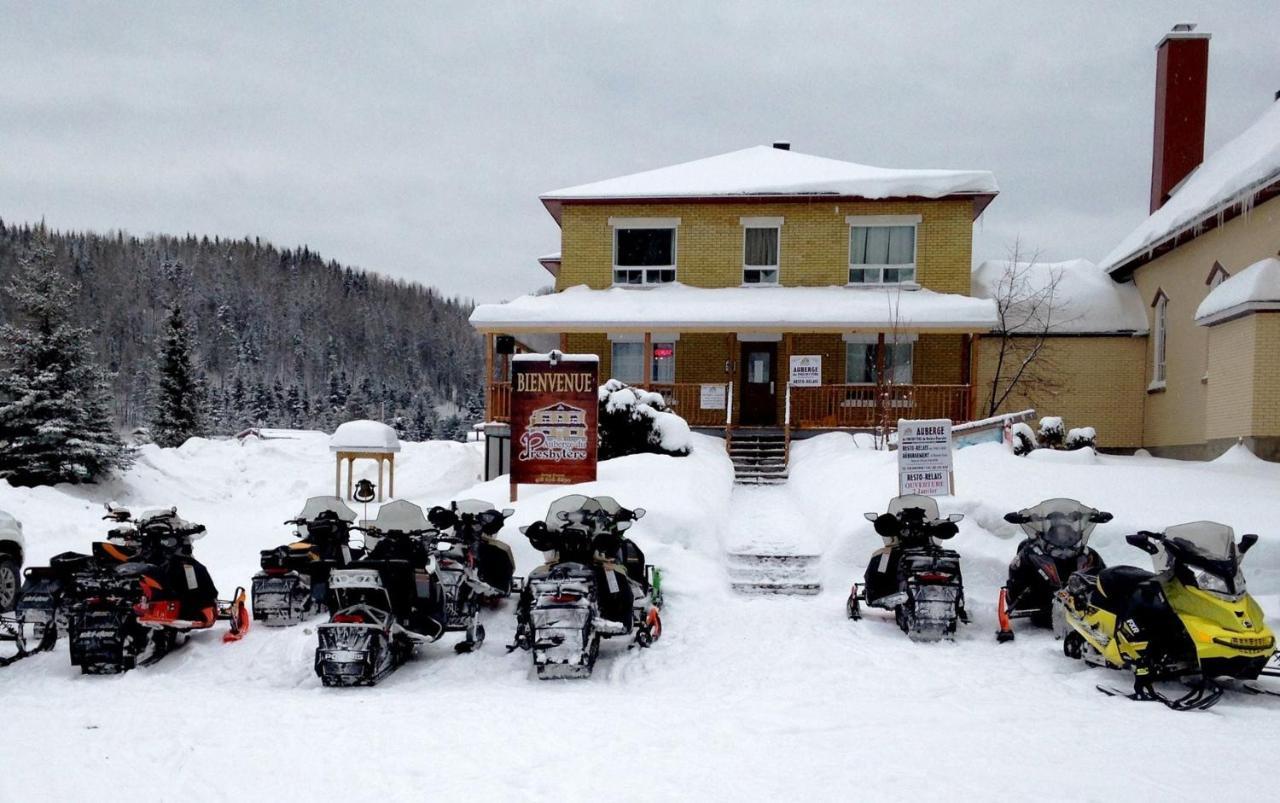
314, 500, 508, 687
995, 498, 1111, 641
251, 496, 362, 626
0, 504, 143, 666
511, 494, 663, 680
64, 508, 248, 674
846, 494, 967, 642
427, 499, 518, 603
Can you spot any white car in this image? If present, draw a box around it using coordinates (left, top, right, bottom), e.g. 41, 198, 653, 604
0, 511, 24, 612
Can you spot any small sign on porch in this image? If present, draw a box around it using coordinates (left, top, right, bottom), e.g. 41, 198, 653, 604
699, 383, 727, 410
509, 351, 599, 500
897, 418, 953, 496
789, 355, 822, 387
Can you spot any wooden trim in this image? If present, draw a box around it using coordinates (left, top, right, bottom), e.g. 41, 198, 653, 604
1205, 260, 1230, 286
484, 333, 494, 420
642, 331, 653, 386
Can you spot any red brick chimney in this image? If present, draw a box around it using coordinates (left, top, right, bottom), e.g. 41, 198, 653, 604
1150, 24, 1211, 212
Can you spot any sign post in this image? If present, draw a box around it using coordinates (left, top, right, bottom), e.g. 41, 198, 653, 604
509, 351, 599, 502
788, 355, 822, 387
897, 418, 953, 496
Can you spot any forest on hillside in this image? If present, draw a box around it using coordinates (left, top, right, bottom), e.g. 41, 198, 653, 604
0, 220, 484, 440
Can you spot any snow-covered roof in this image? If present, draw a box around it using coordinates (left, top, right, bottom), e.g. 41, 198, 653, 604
329, 420, 401, 453
972, 259, 1148, 334
1195, 257, 1280, 325
471, 283, 998, 333
1102, 102, 1280, 276
541, 146, 998, 217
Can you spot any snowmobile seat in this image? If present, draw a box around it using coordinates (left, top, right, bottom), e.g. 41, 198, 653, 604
616, 539, 648, 591
477, 538, 516, 593
1094, 565, 1156, 612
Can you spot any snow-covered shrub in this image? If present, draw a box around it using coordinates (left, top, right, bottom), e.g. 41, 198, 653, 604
1065, 426, 1097, 451
1037, 416, 1065, 449
598, 379, 692, 460
1010, 422, 1037, 456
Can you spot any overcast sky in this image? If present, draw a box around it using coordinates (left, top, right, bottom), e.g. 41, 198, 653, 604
3, 3, 1278, 302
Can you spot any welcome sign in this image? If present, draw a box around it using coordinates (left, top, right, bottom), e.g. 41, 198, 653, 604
510, 352, 599, 491
897, 418, 953, 496
789, 355, 822, 387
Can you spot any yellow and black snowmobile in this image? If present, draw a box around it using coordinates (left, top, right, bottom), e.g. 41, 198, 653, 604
1057, 521, 1277, 711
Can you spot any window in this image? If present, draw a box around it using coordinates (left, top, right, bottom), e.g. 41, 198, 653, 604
611, 341, 644, 383
614, 226, 676, 285
845, 339, 914, 384
610, 340, 676, 384
1152, 294, 1168, 386
849, 225, 916, 284
652, 342, 675, 383
742, 223, 780, 285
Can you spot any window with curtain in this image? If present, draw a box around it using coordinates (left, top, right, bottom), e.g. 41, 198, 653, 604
845, 341, 914, 384
652, 342, 675, 383
611, 342, 644, 383
849, 225, 916, 284
614, 228, 676, 285
743, 227, 779, 284
1153, 295, 1168, 385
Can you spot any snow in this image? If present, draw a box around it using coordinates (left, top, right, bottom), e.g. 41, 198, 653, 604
471, 283, 998, 332
510, 351, 598, 363
1195, 257, 1280, 323
972, 258, 1148, 333
328, 420, 401, 453
599, 381, 694, 454
1102, 102, 1280, 275
4, 431, 1280, 800
541, 145, 998, 205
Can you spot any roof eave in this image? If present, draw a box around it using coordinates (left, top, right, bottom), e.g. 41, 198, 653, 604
540, 191, 999, 220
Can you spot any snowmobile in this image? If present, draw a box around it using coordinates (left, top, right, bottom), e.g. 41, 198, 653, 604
1057, 521, 1278, 711
64, 508, 248, 674
995, 498, 1111, 641
846, 494, 967, 642
510, 495, 663, 680
251, 496, 362, 626
314, 500, 503, 687
0, 504, 143, 666
427, 499, 519, 602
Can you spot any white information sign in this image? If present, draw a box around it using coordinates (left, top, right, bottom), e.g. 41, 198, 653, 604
897, 418, 953, 496
699, 384, 727, 410
789, 355, 822, 387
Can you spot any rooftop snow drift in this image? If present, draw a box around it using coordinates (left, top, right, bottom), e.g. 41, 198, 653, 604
329, 420, 401, 453
470, 283, 998, 333
1102, 102, 1280, 276
972, 259, 1148, 334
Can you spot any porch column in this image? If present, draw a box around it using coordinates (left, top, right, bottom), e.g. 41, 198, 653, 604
968, 334, 981, 421
484, 333, 494, 420
876, 332, 886, 387
642, 331, 652, 388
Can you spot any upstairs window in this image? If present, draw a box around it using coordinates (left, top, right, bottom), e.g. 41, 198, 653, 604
845, 337, 914, 384
849, 223, 916, 284
1152, 292, 1169, 386
742, 218, 781, 285
612, 219, 678, 285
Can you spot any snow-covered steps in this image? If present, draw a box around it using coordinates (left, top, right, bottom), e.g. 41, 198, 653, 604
728, 432, 789, 485
726, 553, 821, 595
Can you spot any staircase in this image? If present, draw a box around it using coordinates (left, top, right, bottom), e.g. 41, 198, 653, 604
726, 553, 821, 595
728, 431, 789, 485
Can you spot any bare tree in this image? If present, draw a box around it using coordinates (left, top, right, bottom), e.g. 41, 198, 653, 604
982, 240, 1074, 417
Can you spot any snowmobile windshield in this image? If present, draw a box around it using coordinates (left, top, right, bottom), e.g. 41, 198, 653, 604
1017, 499, 1097, 550
373, 500, 430, 534
887, 494, 940, 521
454, 499, 496, 516
544, 494, 596, 531
297, 497, 357, 536
1161, 521, 1247, 597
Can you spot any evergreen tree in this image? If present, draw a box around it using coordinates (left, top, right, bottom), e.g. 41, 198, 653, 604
0, 246, 132, 486
285, 384, 305, 428
412, 399, 435, 441
149, 303, 205, 448
250, 379, 273, 425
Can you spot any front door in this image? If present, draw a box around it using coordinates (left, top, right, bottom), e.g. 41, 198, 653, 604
739, 342, 778, 426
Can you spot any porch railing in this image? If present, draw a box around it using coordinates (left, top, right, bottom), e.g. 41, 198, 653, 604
789, 384, 973, 429
486, 381, 730, 427
489, 381, 511, 422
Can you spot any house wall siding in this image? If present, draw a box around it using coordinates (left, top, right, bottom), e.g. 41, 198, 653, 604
556, 198, 975, 295
975, 335, 1147, 449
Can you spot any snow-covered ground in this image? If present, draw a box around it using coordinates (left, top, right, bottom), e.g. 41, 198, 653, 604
2, 431, 1279, 802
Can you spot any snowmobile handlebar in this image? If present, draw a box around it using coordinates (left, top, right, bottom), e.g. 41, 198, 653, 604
1004, 509, 1113, 525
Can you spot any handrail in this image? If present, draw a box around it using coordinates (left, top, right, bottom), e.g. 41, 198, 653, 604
784, 381, 792, 464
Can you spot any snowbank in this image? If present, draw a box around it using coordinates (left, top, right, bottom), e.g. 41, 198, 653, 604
471, 282, 998, 332
1102, 102, 1280, 274
542, 145, 997, 204
972, 258, 1148, 333
1195, 257, 1280, 323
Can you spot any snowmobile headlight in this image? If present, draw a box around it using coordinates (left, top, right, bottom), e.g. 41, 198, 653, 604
1194, 570, 1243, 600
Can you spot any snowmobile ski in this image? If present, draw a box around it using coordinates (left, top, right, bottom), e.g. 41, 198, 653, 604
1095, 681, 1224, 711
